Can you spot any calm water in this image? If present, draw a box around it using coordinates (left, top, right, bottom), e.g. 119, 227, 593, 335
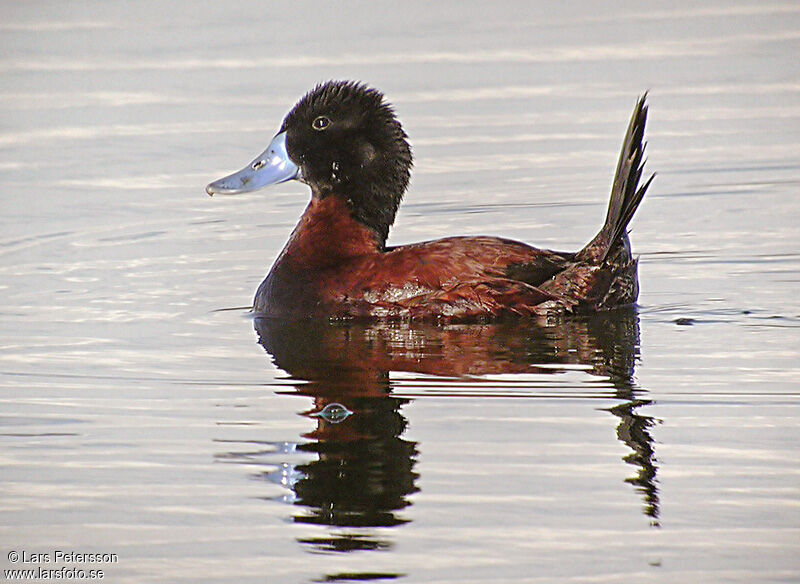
2, 2, 799, 582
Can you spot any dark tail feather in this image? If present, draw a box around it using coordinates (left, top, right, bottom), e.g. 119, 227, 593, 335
578, 94, 654, 263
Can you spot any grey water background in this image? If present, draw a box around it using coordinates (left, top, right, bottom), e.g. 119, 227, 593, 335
1, 1, 799, 582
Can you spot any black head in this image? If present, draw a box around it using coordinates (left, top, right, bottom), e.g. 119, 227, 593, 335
281, 81, 413, 246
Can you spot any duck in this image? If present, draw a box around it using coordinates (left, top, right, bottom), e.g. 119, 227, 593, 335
207, 80, 653, 321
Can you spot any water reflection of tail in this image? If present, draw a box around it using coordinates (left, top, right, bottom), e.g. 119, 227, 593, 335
249, 307, 659, 554
576, 310, 661, 526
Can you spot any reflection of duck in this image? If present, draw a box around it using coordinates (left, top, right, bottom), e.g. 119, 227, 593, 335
244, 308, 659, 558
255, 319, 418, 553
208, 81, 653, 320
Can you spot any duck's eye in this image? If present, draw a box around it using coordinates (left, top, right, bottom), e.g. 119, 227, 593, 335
312, 116, 331, 131
251, 159, 266, 170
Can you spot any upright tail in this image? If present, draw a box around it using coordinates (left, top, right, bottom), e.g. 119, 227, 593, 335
577, 94, 654, 264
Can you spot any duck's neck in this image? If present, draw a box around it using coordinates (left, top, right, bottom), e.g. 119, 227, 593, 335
272, 192, 384, 272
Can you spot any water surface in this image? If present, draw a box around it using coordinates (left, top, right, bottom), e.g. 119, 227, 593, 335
1, 2, 799, 582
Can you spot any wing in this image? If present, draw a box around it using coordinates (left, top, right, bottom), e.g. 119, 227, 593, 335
320, 237, 569, 320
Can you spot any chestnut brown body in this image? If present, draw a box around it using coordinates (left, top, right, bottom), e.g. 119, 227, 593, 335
254, 192, 639, 320
209, 82, 652, 321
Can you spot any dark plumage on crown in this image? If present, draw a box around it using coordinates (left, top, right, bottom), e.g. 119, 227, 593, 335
282, 81, 396, 131
280, 81, 413, 246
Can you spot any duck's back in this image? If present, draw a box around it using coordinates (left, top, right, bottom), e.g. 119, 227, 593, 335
257, 236, 585, 320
